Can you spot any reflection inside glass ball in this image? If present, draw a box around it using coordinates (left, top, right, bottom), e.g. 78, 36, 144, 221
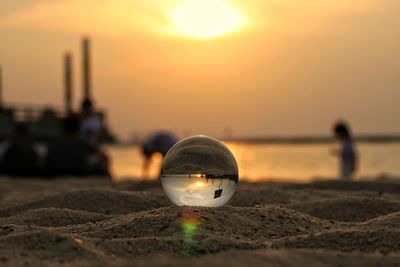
161, 136, 239, 207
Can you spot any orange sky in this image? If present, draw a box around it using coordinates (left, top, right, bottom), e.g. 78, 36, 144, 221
0, 0, 399, 140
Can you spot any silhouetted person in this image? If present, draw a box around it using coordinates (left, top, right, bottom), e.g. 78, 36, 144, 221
333, 121, 357, 180
0, 123, 42, 176
79, 99, 110, 175
142, 133, 177, 178
80, 99, 102, 146
45, 115, 110, 177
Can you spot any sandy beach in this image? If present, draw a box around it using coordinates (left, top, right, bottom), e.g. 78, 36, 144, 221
2, 0, 399, 265
0, 177, 398, 266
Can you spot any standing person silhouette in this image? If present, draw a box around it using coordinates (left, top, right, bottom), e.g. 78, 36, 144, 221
79, 99, 110, 177
332, 121, 357, 180
80, 99, 102, 146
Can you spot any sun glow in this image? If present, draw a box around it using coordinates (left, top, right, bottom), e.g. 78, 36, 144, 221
170, 0, 245, 39
194, 181, 206, 187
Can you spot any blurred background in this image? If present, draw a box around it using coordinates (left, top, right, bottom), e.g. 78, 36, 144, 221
0, 0, 399, 181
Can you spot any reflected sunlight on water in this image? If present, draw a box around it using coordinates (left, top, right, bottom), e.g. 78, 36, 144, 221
104, 143, 400, 182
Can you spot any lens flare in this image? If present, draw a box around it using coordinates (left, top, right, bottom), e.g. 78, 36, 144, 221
182, 220, 198, 236
177, 209, 202, 254
181, 218, 198, 254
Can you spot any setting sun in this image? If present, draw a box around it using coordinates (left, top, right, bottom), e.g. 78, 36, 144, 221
170, 0, 245, 39
194, 181, 206, 187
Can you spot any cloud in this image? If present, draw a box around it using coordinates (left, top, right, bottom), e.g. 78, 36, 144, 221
0, 0, 379, 37
0, 0, 178, 37
239, 0, 378, 33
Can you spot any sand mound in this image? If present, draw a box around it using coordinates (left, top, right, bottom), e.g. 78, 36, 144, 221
98, 236, 261, 257
0, 231, 99, 262
0, 225, 16, 237
0, 190, 170, 217
0, 205, 334, 259
288, 197, 400, 222
289, 180, 400, 194
0, 208, 110, 227
129, 249, 400, 267
67, 206, 330, 242
272, 229, 400, 253
361, 211, 400, 229
230, 187, 351, 207
229, 188, 293, 207
111, 180, 162, 191
0, 178, 400, 266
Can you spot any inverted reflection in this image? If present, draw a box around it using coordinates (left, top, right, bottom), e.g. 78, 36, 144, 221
161, 136, 239, 207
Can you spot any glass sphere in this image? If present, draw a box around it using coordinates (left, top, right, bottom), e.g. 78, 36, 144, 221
161, 135, 239, 207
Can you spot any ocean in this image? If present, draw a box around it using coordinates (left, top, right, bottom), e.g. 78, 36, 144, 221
104, 142, 400, 182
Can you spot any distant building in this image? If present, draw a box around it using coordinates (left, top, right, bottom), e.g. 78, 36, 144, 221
0, 37, 115, 143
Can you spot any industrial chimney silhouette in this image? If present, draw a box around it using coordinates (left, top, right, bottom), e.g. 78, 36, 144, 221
82, 37, 91, 102
64, 53, 73, 115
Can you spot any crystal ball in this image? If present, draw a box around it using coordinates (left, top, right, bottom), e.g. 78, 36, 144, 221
160, 135, 239, 207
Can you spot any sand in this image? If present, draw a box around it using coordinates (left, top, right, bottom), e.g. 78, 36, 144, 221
0, 177, 400, 266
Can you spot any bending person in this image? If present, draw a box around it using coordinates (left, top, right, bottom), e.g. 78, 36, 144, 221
141, 132, 177, 178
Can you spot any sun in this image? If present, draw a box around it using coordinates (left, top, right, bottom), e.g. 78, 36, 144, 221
194, 181, 206, 187
170, 0, 245, 39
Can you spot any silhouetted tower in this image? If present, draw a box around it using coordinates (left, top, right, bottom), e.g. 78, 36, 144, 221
64, 53, 73, 115
82, 37, 91, 102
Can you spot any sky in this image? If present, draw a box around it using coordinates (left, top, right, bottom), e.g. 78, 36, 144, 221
0, 0, 399, 140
